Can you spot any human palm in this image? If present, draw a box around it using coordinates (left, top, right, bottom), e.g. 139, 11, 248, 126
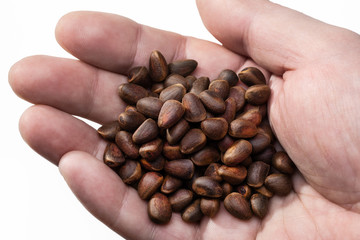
9, 0, 360, 239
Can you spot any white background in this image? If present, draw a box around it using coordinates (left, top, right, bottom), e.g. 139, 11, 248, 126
1, 1, 359, 239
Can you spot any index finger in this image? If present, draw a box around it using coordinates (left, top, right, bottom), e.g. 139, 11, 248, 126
55, 11, 245, 78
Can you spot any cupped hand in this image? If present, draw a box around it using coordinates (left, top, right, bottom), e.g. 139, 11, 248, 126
9, 0, 360, 239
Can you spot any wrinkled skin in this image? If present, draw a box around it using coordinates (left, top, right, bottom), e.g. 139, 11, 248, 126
8, 0, 360, 239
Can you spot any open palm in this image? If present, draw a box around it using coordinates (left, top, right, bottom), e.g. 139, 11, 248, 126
9, 0, 360, 239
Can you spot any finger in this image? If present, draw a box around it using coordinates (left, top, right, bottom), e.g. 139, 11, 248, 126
196, 0, 357, 74
59, 151, 198, 240
55, 11, 244, 78
9, 55, 126, 124
8, 53, 249, 126
10, 11, 250, 125
19, 105, 105, 165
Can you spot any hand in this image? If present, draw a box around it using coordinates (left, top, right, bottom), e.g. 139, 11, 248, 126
9, 0, 360, 239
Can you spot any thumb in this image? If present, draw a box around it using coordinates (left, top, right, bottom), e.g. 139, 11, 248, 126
196, 0, 354, 75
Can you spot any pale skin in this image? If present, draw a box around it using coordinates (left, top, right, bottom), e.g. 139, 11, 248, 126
8, 0, 360, 239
